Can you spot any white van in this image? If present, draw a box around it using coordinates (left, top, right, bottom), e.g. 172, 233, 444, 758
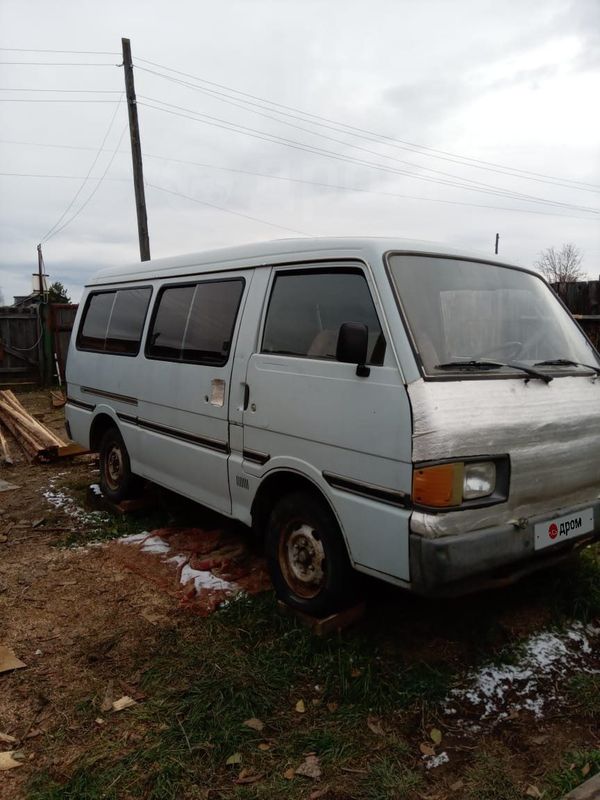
66, 238, 600, 615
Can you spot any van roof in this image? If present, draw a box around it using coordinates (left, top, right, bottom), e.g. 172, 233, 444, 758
88, 236, 525, 286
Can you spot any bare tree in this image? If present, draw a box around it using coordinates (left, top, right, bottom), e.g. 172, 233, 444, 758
535, 243, 584, 283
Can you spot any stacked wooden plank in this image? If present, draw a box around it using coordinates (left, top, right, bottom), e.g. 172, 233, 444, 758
0, 389, 66, 462
0, 424, 12, 465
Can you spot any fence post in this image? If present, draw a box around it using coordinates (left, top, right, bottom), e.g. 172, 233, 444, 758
39, 302, 54, 386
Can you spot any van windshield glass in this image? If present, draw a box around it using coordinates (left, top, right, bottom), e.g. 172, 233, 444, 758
387, 254, 600, 377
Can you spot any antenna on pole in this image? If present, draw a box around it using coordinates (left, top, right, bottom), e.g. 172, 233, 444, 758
494, 232, 500, 255
121, 37, 150, 261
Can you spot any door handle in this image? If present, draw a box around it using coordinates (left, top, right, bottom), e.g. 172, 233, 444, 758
243, 383, 250, 411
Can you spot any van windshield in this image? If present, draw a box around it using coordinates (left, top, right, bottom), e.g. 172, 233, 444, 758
387, 254, 600, 378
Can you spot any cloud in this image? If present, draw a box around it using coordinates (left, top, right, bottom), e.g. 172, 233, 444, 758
383, 79, 475, 129
0, 0, 598, 305
485, 63, 562, 92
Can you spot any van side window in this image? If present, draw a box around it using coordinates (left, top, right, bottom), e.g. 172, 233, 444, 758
77, 287, 151, 355
262, 269, 386, 364
146, 279, 244, 365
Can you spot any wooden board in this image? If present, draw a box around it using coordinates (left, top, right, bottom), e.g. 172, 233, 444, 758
86, 485, 156, 516
277, 600, 366, 636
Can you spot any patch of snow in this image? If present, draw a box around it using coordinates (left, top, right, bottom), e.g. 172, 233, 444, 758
139, 535, 171, 555
42, 477, 109, 527
423, 751, 449, 770
89, 483, 102, 496
166, 554, 187, 567
120, 532, 150, 544
443, 621, 600, 727
179, 563, 234, 592
118, 532, 238, 597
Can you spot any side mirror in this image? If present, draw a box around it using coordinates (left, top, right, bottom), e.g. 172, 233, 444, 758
336, 322, 370, 377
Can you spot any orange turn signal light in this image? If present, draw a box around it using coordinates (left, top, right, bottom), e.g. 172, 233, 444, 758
412, 463, 464, 508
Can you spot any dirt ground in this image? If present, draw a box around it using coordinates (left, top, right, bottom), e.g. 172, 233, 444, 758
0, 392, 176, 797
1, 390, 599, 800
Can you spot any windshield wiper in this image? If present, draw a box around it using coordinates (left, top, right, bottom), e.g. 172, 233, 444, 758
534, 358, 600, 376
435, 360, 553, 383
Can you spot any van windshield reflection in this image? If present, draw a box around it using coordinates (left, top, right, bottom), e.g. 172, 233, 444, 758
387, 254, 600, 379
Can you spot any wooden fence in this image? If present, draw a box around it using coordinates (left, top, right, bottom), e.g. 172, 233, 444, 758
0, 303, 78, 387
0, 307, 41, 386
552, 280, 600, 349
50, 304, 78, 383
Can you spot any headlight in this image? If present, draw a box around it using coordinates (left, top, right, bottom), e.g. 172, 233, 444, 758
463, 461, 496, 500
412, 457, 508, 509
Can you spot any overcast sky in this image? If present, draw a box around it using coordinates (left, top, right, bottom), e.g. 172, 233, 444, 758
1, 0, 599, 304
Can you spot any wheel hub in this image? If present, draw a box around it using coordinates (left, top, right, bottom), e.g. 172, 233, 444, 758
282, 523, 325, 596
105, 445, 123, 489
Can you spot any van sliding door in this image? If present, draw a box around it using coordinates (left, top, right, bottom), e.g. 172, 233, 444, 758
137, 270, 251, 514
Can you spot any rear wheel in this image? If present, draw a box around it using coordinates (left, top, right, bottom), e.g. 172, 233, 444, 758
266, 490, 357, 616
99, 426, 140, 503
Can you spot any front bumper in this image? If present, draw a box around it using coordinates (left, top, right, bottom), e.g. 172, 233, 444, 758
409, 498, 600, 596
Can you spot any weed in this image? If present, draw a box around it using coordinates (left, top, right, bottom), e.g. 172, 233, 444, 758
566, 673, 600, 719
361, 756, 423, 799
464, 750, 521, 800
548, 545, 600, 623
544, 749, 600, 799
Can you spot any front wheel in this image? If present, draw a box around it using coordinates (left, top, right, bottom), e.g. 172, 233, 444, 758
99, 426, 141, 503
266, 491, 357, 616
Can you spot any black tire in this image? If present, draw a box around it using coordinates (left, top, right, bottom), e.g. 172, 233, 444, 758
266, 490, 357, 616
99, 426, 141, 503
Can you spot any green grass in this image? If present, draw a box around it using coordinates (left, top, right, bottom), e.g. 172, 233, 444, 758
463, 750, 521, 800
544, 749, 600, 799
59, 507, 168, 548
361, 756, 423, 799
27, 593, 452, 799
547, 544, 600, 623
52, 475, 199, 548
30, 485, 600, 800
567, 673, 600, 720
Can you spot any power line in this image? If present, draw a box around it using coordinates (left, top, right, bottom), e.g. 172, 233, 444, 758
0, 61, 117, 66
40, 97, 124, 243
137, 73, 583, 202
139, 95, 598, 213
135, 55, 600, 192
137, 64, 600, 196
0, 47, 120, 55
0, 98, 121, 103
137, 98, 600, 215
0, 137, 115, 151
0, 87, 121, 93
1, 136, 597, 221
145, 181, 308, 235
48, 126, 128, 241
0, 171, 128, 181
140, 156, 597, 221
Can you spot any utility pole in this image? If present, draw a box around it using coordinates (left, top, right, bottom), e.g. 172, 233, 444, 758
494, 232, 500, 255
121, 37, 150, 261
36, 244, 52, 385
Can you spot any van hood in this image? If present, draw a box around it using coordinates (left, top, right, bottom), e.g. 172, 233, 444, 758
408, 375, 600, 537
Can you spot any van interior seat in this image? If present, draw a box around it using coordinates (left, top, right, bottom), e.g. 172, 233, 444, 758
307, 329, 338, 358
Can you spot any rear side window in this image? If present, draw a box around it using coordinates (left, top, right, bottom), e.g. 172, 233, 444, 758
262, 269, 386, 364
77, 287, 152, 354
146, 285, 195, 360
146, 279, 244, 365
